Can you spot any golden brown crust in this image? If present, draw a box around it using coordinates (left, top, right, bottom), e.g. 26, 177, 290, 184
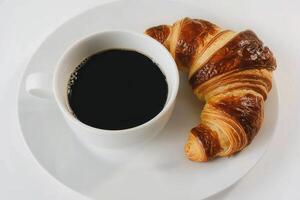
189, 30, 276, 89
145, 25, 171, 46
185, 133, 207, 161
188, 30, 237, 78
145, 18, 276, 162
189, 124, 222, 160
212, 93, 263, 143
175, 18, 220, 68
194, 69, 273, 101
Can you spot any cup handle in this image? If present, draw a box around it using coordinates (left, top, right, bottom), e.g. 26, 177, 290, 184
25, 72, 53, 99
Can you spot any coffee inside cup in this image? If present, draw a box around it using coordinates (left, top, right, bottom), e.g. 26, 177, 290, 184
67, 49, 168, 130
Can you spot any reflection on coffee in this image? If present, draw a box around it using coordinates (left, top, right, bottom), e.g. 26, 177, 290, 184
67, 49, 168, 130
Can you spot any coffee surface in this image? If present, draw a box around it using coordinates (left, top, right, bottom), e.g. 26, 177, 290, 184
68, 49, 168, 130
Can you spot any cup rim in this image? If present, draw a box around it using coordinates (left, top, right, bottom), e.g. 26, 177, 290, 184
53, 30, 179, 134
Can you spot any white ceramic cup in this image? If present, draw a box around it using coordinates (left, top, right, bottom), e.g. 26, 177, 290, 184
25, 30, 179, 149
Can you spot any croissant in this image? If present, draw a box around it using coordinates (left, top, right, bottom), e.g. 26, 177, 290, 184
145, 18, 276, 162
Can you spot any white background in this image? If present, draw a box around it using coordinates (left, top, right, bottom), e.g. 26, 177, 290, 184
1, 0, 300, 199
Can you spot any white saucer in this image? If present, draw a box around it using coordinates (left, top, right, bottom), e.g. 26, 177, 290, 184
17, 0, 279, 199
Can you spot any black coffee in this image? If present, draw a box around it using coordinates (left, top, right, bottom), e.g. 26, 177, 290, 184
67, 49, 168, 130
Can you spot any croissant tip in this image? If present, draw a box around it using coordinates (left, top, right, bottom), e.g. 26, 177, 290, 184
144, 25, 171, 45
185, 133, 208, 162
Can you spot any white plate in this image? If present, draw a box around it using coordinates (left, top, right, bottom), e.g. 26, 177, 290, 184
17, 0, 279, 199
